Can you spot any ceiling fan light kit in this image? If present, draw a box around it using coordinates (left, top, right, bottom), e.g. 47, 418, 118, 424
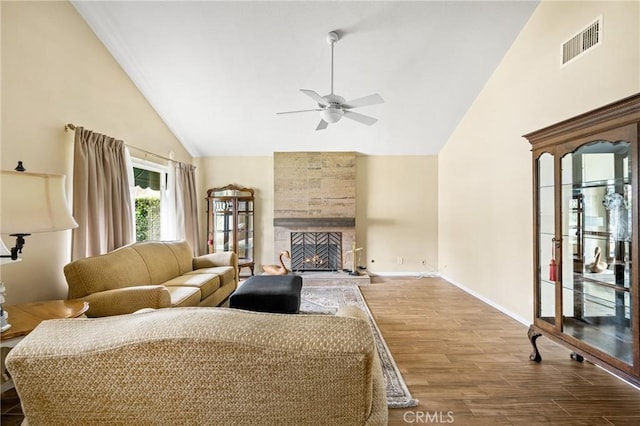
277, 30, 384, 131
321, 108, 344, 124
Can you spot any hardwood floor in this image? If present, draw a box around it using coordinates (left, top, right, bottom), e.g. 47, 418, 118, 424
2, 276, 640, 425
362, 276, 640, 425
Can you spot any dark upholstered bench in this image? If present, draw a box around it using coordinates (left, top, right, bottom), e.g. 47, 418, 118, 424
229, 275, 302, 314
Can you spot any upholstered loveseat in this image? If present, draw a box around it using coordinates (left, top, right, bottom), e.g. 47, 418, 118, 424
64, 241, 237, 317
6, 306, 388, 425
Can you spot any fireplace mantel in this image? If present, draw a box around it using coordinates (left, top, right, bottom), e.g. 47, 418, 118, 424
273, 218, 355, 228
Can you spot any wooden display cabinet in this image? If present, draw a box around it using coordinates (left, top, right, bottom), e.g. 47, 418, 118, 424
206, 184, 255, 276
524, 93, 640, 385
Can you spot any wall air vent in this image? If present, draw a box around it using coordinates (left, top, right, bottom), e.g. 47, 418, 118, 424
562, 17, 601, 65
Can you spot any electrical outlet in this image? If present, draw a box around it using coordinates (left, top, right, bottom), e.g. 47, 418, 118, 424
397, 257, 403, 265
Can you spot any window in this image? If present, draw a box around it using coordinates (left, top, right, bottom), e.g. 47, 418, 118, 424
132, 160, 167, 242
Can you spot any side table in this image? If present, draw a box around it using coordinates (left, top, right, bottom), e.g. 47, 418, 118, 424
1, 299, 88, 392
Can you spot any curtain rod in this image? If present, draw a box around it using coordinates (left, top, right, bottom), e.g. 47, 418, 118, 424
65, 123, 177, 164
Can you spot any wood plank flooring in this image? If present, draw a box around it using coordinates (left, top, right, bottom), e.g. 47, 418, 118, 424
361, 276, 640, 425
2, 275, 640, 425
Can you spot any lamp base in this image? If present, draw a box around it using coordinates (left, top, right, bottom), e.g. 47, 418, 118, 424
0, 310, 10, 332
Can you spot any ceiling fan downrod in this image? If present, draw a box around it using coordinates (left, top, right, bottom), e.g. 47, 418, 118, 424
327, 31, 340, 96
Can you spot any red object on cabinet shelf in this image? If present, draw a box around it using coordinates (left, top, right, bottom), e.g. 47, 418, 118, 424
548, 258, 557, 282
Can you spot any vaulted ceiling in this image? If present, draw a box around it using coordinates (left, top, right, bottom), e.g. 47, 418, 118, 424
72, 1, 538, 157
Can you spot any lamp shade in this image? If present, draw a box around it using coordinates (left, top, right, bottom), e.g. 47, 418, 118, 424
1, 170, 78, 234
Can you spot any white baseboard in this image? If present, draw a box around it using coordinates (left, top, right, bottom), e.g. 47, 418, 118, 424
440, 274, 531, 326
371, 271, 441, 278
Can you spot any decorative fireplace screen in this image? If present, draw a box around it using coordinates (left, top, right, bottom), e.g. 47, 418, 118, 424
290, 232, 342, 272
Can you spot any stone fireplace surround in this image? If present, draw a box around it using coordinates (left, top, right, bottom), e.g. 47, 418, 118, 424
273, 152, 356, 272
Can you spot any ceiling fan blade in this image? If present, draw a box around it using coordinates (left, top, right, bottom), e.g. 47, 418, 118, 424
343, 94, 384, 109
343, 110, 378, 126
316, 119, 329, 131
300, 89, 329, 106
276, 109, 322, 115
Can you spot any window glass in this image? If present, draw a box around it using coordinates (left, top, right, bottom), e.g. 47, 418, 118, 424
132, 164, 166, 242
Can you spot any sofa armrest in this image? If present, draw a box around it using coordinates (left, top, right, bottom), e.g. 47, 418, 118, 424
77, 285, 171, 317
334, 305, 388, 424
193, 252, 238, 270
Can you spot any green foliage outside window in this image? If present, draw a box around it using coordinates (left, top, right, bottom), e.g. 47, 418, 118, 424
135, 197, 161, 242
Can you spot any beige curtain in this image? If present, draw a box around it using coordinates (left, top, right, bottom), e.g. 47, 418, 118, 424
72, 127, 134, 260
174, 162, 200, 256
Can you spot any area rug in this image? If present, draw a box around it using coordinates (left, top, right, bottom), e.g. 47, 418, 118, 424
300, 285, 419, 408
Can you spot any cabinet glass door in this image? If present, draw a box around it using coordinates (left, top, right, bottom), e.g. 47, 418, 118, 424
214, 199, 234, 252
560, 140, 632, 364
236, 200, 253, 260
537, 152, 556, 326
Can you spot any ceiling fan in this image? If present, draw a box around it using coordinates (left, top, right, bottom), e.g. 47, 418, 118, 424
277, 31, 384, 131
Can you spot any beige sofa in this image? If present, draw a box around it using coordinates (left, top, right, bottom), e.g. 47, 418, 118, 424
64, 241, 237, 317
6, 306, 388, 425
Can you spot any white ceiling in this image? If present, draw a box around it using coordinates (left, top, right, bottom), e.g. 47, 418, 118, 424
72, 0, 538, 157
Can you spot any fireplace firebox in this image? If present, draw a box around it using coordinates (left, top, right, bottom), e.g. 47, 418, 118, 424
290, 232, 342, 272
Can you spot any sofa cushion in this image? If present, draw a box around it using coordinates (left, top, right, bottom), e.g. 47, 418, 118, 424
164, 274, 220, 300
65, 247, 152, 299
166, 286, 201, 307
130, 241, 194, 284
188, 266, 235, 287
164, 241, 196, 274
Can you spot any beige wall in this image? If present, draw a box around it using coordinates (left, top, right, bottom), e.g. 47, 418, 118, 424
1, 1, 190, 304
197, 155, 439, 276
357, 155, 439, 275
438, 0, 640, 322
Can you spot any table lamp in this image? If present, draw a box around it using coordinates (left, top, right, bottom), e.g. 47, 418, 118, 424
0, 161, 78, 331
